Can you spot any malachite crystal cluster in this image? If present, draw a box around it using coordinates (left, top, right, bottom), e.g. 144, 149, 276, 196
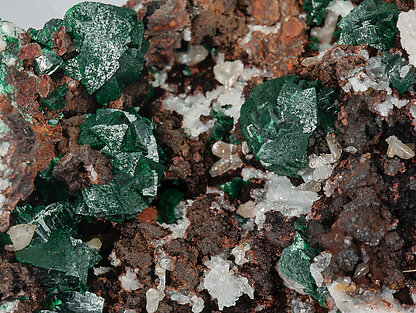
279, 217, 328, 307
240, 75, 337, 177
337, 0, 399, 51
29, 2, 147, 104
303, 0, 332, 26
78, 109, 164, 222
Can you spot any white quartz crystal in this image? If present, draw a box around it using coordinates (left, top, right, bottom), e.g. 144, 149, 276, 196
4, 224, 37, 251
169, 291, 204, 313
241, 168, 319, 228
397, 10, 416, 67
310, 252, 332, 287
214, 60, 244, 90
109, 251, 121, 267
119, 268, 141, 291
202, 256, 254, 310
231, 243, 251, 265
327, 278, 411, 312
386, 135, 415, 159
176, 45, 208, 66
146, 288, 163, 313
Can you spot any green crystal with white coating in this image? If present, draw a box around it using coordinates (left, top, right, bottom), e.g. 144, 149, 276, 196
337, 0, 399, 51
62, 2, 147, 104
240, 75, 337, 177
77, 109, 163, 222
15, 230, 101, 287
303, 0, 332, 26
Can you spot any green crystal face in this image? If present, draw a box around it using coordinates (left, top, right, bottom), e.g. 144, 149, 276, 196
240, 75, 337, 177
35, 49, 63, 75
337, 0, 399, 51
40, 84, 68, 111
77, 109, 163, 221
278, 217, 328, 307
217, 177, 248, 200
28, 19, 63, 49
381, 52, 415, 95
14, 202, 79, 245
157, 187, 184, 224
15, 230, 101, 288
44, 291, 104, 313
63, 2, 147, 104
210, 109, 234, 141
303, 0, 332, 26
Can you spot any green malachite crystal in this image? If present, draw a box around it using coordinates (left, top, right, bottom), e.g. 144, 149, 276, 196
28, 19, 63, 49
303, 0, 332, 26
217, 177, 248, 200
77, 109, 163, 222
279, 217, 328, 307
337, 0, 399, 51
15, 230, 101, 288
381, 52, 415, 95
210, 109, 234, 141
157, 188, 184, 224
40, 84, 68, 111
240, 75, 337, 177
62, 2, 147, 104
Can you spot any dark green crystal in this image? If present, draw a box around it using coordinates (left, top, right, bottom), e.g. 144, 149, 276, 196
77, 109, 163, 221
13, 202, 80, 244
44, 291, 104, 313
40, 84, 67, 111
381, 52, 415, 95
240, 75, 337, 177
279, 217, 328, 307
217, 177, 248, 200
35, 49, 63, 75
337, 0, 399, 51
303, 0, 331, 26
28, 19, 63, 49
15, 230, 100, 287
62, 2, 147, 104
210, 109, 234, 141
157, 188, 184, 224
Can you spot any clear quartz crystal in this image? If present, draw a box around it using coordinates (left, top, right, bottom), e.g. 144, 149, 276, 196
5, 224, 37, 251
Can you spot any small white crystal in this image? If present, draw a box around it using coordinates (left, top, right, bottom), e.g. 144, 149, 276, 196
236, 201, 256, 218
310, 251, 332, 287
109, 251, 121, 267
400, 65, 410, 78
241, 168, 319, 228
169, 291, 204, 313
231, 243, 251, 265
146, 288, 163, 313
5, 224, 37, 251
398, 10, 416, 67
327, 277, 410, 312
176, 45, 208, 66
214, 60, 244, 89
202, 256, 254, 310
0, 300, 20, 313
86, 238, 102, 251
386, 135, 415, 159
93, 267, 111, 276
119, 268, 142, 291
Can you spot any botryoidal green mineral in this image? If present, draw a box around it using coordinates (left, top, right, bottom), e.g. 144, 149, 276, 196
278, 217, 328, 307
240, 75, 337, 177
77, 109, 164, 222
337, 0, 399, 51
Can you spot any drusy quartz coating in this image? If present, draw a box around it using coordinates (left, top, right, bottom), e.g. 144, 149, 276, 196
279, 217, 328, 307
77, 109, 163, 222
337, 0, 399, 51
63, 2, 147, 104
240, 75, 337, 177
